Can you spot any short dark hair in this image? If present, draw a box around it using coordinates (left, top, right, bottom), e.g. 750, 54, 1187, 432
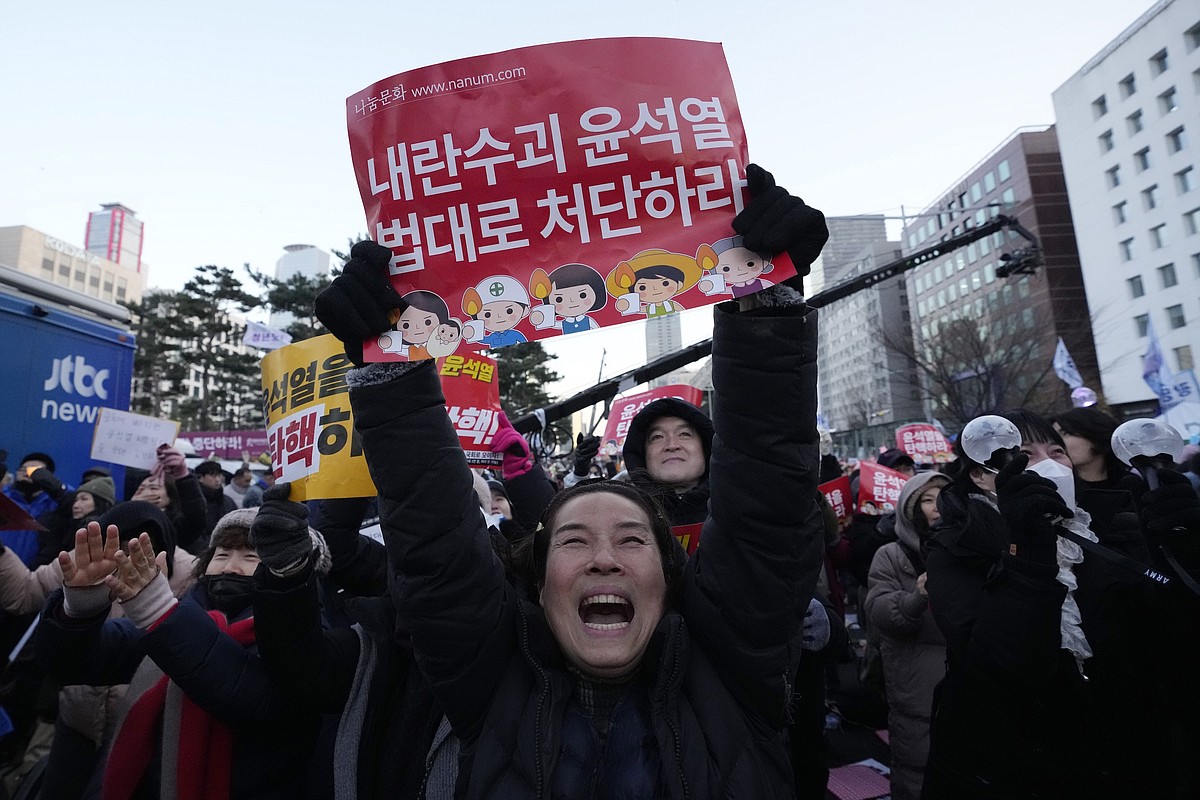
548, 263, 607, 313
233, 467, 253, 479
1052, 406, 1126, 478
19, 452, 55, 473
633, 265, 685, 284
195, 461, 224, 477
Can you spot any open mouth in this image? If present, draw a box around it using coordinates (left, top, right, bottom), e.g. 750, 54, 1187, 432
579, 593, 634, 630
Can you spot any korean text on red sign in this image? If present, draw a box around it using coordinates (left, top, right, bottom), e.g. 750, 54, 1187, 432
601, 384, 704, 447
347, 37, 798, 364
894, 423, 952, 463
818, 476, 853, 525
856, 462, 911, 514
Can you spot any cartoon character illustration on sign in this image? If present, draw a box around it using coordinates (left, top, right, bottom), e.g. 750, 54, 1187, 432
605, 249, 703, 319
461, 276, 530, 349
528, 263, 607, 335
377, 290, 462, 360
697, 236, 775, 298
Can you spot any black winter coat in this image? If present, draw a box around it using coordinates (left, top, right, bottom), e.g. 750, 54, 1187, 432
35, 584, 320, 799
350, 300, 823, 799
923, 484, 1182, 799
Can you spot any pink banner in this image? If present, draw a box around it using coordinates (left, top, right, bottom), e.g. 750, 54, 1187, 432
178, 431, 271, 461
347, 37, 795, 363
895, 423, 952, 463
602, 384, 705, 448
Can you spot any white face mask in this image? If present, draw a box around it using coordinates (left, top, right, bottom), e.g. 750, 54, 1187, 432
484, 510, 505, 530
1028, 458, 1076, 512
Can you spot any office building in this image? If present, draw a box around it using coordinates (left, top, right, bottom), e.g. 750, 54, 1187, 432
901, 127, 1098, 426
0, 224, 146, 306
1052, 0, 1199, 415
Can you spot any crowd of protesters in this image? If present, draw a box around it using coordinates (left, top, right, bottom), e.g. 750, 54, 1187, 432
0, 166, 1198, 800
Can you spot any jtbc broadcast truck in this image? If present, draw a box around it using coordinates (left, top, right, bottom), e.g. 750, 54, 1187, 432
0, 264, 135, 490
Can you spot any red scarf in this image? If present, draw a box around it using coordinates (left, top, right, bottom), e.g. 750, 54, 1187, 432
103, 611, 257, 800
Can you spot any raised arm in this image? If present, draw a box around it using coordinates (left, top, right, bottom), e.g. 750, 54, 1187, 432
681, 165, 828, 728
317, 242, 518, 736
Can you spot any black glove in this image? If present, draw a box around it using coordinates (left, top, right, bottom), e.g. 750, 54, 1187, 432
1124, 468, 1200, 540
995, 453, 1072, 565
249, 482, 312, 572
573, 434, 601, 478
732, 164, 829, 293
29, 467, 66, 501
313, 241, 407, 366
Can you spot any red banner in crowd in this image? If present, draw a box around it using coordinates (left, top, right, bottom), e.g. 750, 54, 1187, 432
348, 38, 795, 363
672, 522, 702, 556
0, 492, 45, 532
857, 462, 910, 514
438, 353, 505, 468
177, 431, 272, 461
895, 423, 952, 464
818, 476, 853, 527
602, 384, 704, 448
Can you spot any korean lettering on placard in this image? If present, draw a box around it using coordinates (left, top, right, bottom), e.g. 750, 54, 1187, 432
613, 398, 654, 441
365, 97, 744, 272
439, 356, 496, 382
902, 429, 943, 457
1157, 375, 1197, 409
872, 472, 907, 510
265, 353, 359, 480
446, 406, 499, 447
824, 487, 847, 520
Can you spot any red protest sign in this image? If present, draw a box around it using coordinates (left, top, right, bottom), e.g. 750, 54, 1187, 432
672, 522, 702, 556
437, 354, 504, 468
818, 476, 853, 528
0, 492, 45, 532
895, 423, 952, 464
602, 384, 704, 448
347, 38, 796, 363
857, 462, 910, 514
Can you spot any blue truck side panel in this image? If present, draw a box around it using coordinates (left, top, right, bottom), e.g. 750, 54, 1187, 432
0, 290, 136, 492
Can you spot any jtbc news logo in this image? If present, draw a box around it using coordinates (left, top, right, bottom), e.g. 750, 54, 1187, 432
44, 355, 109, 400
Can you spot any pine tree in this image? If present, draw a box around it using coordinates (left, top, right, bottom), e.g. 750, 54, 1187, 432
125, 290, 190, 418
244, 265, 333, 342
495, 341, 561, 415
172, 265, 262, 430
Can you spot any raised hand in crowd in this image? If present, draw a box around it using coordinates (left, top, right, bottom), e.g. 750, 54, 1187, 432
733, 164, 829, 293
29, 465, 68, 500
489, 411, 534, 480
249, 482, 312, 574
995, 453, 1072, 565
150, 442, 189, 482
572, 434, 601, 478
105, 532, 169, 602
313, 240, 406, 365
58, 521, 120, 589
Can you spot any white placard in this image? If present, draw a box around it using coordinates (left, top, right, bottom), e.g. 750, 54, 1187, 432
90, 408, 181, 469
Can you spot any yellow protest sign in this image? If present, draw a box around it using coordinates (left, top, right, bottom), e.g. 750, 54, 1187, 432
260, 335, 375, 500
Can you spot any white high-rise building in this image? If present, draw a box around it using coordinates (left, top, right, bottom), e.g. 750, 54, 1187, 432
1052, 0, 1200, 415
271, 244, 330, 329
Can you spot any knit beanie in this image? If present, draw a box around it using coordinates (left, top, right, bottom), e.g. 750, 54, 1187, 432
77, 476, 117, 507
212, 506, 333, 575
